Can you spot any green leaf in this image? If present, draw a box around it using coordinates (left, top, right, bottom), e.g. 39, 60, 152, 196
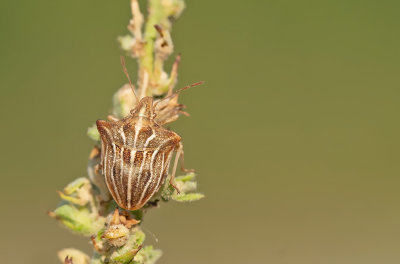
178, 181, 197, 194
58, 192, 85, 206
112, 249, 139, 264
172, 193, 204, 202
53, 204, 103, 236
64, 178, 90, 195
58, 177, 92, 206
110, 228, 146, 264
175, 172, 196, 182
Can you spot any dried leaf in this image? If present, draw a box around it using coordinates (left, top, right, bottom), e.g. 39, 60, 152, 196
58, 248, 89, 264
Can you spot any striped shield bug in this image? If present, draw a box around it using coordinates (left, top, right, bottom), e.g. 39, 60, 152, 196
96, 58, 202, 210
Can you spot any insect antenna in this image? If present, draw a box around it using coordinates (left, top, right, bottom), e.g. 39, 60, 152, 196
153, 81, 204, 109
141, 225, 159, 243
120, 56, 139, 101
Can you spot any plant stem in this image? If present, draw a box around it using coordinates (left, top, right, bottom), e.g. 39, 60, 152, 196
50, 1, 203, 263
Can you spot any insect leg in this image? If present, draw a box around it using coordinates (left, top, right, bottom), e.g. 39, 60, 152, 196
170, 145, 182, 194
178, 142, 195, 173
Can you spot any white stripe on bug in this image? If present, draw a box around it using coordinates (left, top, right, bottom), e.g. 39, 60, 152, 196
133, 119, 143, 149
127, 149, 136, 209
103, 144, 108, 178
136, 150, 147, 193
144, 130, 155, 148
111, 143, 122, 204
120, 127, 126, 145
138, 147, 160, 204
149, 143, 163, 176
100, 141, 105, 169
101, 126, 113, 176
155, 153, 166, 191
120, 146, 124, 195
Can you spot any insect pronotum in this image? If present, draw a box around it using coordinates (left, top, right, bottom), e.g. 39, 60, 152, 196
96, 59, 202, 210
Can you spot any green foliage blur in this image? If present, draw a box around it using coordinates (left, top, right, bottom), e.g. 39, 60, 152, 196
1, 0, 400, 263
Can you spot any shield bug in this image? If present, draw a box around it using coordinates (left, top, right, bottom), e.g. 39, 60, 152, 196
96, 59, 202, 211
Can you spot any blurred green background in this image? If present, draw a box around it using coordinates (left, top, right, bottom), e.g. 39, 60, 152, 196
1, 0, 400, 263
